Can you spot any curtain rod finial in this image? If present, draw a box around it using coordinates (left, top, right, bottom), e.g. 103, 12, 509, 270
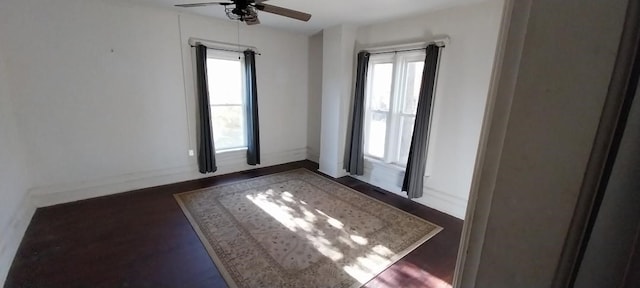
435, 37, 451, 47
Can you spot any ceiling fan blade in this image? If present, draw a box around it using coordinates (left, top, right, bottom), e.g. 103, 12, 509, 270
175, 1, 231, 8
254, 0, 268, 3
255, 3, 311, 22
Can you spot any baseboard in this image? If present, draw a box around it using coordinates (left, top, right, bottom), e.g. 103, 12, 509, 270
352, 158, 468, 220
0, 193, 35, 286
306, 147, 320, 163
351, 158, 404, 195
420, 186, 468, 219
29, 164, 197, 207
30, 147, 308, 208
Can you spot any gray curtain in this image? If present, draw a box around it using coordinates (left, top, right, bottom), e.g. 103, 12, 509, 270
195, 44, 217, 173
244, 50, 260, 165
344, 51, 370, 175
402, 45, 441, 198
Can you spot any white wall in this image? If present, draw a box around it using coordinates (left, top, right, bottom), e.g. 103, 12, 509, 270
0, 48, 35, 284
0, 0, 309, 207
319, 25, 357, 177
351, 0, 504, 219
179, 13, 310, 164
307, 32, 323, 162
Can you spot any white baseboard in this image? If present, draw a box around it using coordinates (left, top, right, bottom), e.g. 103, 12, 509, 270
420, 186, 468, 219
30, 148, 308, 208
352, 158, 467, 220
30, 164, 197, 208
0, 193, 35, 285
317, 158, 349, 178
306, 147, 320, 163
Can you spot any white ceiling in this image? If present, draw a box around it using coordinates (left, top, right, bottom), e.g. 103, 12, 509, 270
130, 0, 485, 35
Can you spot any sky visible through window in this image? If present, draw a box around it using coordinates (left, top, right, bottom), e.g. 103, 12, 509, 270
365, 56, 425, 165
398, 61, 424, 164
366, 63, 392, 158
207, 57, 246, 151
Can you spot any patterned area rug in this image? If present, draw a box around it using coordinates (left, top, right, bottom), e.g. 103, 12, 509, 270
175, 169, 442, 288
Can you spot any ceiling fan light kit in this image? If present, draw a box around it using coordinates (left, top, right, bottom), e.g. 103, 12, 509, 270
175, 0, 311, 25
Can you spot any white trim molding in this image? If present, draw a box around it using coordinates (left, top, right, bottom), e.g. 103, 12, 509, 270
0, 193, 35, 285
454, 0, 531, 286
422, 186, 468, 219
306, 147, 320, 163
30, 148, 308, 208
352, 158, 467, 219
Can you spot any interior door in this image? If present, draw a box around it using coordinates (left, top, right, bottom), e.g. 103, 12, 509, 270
573, 69, 640, 288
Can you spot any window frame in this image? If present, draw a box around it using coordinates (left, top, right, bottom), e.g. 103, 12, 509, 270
363, 50, 428, 167
205, 49, 248, 153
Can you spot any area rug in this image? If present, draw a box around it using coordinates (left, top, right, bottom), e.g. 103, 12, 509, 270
174, 168, 442, 288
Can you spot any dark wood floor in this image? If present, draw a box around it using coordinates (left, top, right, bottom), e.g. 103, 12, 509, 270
5, 161, 463, 288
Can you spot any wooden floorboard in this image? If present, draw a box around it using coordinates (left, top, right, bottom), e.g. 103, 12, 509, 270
4, 161, 463, 288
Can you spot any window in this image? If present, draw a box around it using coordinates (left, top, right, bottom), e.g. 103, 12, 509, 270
364, 51, 427, 166
206, 50, 246, 152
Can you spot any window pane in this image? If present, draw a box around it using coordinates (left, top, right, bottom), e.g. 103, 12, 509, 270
365, 112, 387, 158
211, 106, 245, 150
207, 58, 243, 105
370, 63, 393, 111
398, 116, 416, 165
402, 61, 425, 114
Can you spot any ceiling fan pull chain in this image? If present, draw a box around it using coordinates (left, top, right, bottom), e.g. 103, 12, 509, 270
237, 20, 241, 59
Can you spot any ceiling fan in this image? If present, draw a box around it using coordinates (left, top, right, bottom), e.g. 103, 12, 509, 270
175, 0, 312, 26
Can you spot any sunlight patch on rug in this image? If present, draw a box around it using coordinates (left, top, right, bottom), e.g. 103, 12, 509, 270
175, 169, 442, 288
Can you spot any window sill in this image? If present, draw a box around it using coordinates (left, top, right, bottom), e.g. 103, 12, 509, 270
216, 147, 248, 155
364, 157, 406, 172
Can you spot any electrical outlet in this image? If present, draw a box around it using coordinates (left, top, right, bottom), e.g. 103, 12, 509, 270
188, 149, 195, 157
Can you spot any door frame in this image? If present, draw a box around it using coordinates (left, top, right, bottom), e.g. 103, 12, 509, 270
553, 1, 640, 286
452, 0, 530, 286
453, 0, 640, 287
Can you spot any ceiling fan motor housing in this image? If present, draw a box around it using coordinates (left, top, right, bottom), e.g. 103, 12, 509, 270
176, 0, 311, 24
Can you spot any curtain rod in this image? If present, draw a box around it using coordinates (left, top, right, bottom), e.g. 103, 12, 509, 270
365, 36, 449, 55
188, 37, 261, 55
369, 47, 429, 55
